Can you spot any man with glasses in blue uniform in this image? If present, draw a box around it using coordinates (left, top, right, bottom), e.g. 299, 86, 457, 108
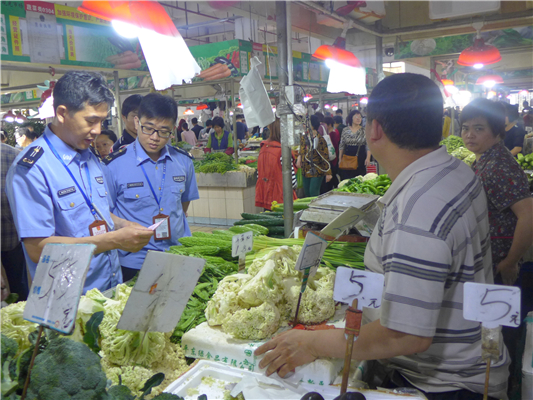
6, 71, 154, 293
103, 93, 199, 281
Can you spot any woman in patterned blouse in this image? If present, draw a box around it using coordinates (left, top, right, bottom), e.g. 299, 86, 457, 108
338, 110, 372, 181
296, 115, 332, 197
461, 98, 533, 286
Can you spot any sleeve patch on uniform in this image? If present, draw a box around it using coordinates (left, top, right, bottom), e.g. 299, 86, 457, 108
103, 147, 127, 165
58, 186, 76, 197
18, 146, 44, 168
95, 176, 104, 184
173, 176, 186, 182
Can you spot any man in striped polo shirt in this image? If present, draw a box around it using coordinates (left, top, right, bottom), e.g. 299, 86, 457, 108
256, 73, 509, 399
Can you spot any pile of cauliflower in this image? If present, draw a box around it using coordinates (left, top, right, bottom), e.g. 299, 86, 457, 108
205, 245, 337, 340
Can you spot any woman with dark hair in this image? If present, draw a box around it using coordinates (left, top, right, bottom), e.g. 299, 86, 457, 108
95, 129, 117, 158
320, 116, 340, 193
296, 115, 332, 197
313, 111, 328, 136
461, 98, 532, 285
176, 118, 186, 142
338, 110, 371, 181
205, 116, 234, 155
255, 119, 298, 210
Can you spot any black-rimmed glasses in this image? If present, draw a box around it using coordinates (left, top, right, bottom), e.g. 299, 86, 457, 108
140, 125, 172, 138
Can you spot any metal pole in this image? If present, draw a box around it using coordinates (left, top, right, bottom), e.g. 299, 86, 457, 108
375, 21, 383, 83
287, 3, 294, 87
233, 79, 238, 163
276, 0, 294, 237
113, 71, 123, 137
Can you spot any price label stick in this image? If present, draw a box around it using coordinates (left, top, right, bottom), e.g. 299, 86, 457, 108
341, 298, 361, 395
320, 207, 366, 246
292, 233, 328, 325
232, 231, 254, 271
21, 243, 96, 400
463, 282, 521, 400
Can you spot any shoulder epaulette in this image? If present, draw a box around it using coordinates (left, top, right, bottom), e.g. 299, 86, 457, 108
103, 146, 128, 165
18, 146, 44, 168
170, 146, 194, 160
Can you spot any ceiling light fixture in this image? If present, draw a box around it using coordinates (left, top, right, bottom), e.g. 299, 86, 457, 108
196, 104, 208, 110
184, 108, 194, 115
457, 22, 501, 67
15, 112, 27, 123
303, 94, 313, 102
312, 22, 362, 69
2, 110, 15, 122
475, 74, 504, 89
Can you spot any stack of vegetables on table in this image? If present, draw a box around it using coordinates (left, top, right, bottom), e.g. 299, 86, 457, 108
233, 212, 285, 238
238, 156, 258, 169
193, 153, 237, 174
517, 152, 533, 171
270, 196, 317, 213
440, 136, 476, 166
336, 173, 391, 195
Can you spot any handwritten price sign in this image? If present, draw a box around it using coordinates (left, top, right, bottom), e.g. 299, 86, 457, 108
232, 231, 254, 258
23, 244, 96, 334
333, 267, 384, 310
321, 207, 365, 239
295, 232, 328, 271
463, 282, 521, 329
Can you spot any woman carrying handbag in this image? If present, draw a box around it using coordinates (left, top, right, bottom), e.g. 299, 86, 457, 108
338, 110, 372, 181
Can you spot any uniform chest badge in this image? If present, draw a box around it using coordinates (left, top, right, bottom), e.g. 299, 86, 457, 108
173, 176, 186, 182
95, 176, 104, 184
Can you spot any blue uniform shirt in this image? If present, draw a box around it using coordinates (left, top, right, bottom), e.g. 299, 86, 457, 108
6, 125, 122, 293
103, 138, 199, 270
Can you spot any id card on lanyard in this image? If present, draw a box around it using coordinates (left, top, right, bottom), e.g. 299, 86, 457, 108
138, 143, 170, 241
43, 135, 110, 236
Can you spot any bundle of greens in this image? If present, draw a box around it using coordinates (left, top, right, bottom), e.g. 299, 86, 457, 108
440, 136, 465, 153
336, 174, 391, 195
194, 153, 237, 174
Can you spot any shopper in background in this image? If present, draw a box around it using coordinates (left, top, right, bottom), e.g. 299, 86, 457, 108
338, 110, 371, 181
181, 122, 197, 146
176, 118, 186, 142
255, 119, 297, 210
191, 117, 203, 139
95, 129, 117, 158
461, 99, 532, 285
501, 102, 527, 155
297, 115, 332, 197
236, 114, 248, 142
256, 73, 509, 400
112, 94, 143, 152
15, 127, 39, 149
103, 93, 199, 280
333, 115, 346, 139
320, 116, 340, 193
199, 119, 214, 140
523, 101, 533, 129
1, 142, 28, 301
6, 70, 153, 293
313, 111, 328, 136
205, 116, 234, 155
335, 108, 343, 123
1, 131, 6, 144
442, 109, 452, 139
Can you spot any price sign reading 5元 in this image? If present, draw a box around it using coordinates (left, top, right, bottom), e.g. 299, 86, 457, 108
232, 231, 254, 258
463, 282, 521, 329
333, 267, 384, 310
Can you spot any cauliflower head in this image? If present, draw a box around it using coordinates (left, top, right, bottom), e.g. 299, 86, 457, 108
247, 245, 301, 279
222, 301, 280, 340
238, 259, 282, 306
1, 301, 38, 355
205, 273, 251, 326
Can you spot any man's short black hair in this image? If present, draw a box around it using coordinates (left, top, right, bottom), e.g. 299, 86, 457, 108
335, 109, 343, 115
324, 116, 334, 127
138, 93, 178, 124
367, 73, 443, 150
346, 110, 362, 127
310, 115, 320, 131
182, 122, 189, 130
100, 129, 118, 143
333, 116, 343, 125
205, 119, 213, 127
192, 117, 198, 124
122, 94, 143, 117
212, 116, 225, 129
19, 127, 38, 140
461, 99, 506, 139
313, 112, 325, 123
236, 114, 245, 120
53, 70, 114, 114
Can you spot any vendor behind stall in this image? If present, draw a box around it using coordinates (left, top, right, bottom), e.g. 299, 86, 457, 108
256, 73, 509, 400
205, 116, 234, 155
6, 71, 153, 293
103, 93, 199, 281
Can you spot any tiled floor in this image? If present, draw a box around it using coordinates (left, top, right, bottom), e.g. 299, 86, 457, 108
189, 224, 229, 233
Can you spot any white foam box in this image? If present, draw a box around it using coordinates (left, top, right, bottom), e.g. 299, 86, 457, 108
523, 312, 533, 397
181, 307, 349, 387
164, 360, 428, 400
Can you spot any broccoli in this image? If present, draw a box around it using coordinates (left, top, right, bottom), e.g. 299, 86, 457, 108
1, 334, 18, 363
151, 394, 184, 400
25, 337, 108, 400
107, 384, 135, 400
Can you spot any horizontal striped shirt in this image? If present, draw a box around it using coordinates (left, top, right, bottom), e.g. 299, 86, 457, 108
363, 146, 509, 399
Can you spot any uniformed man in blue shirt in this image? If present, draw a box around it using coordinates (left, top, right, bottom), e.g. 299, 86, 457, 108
6, 71, 154, 293
112, 94, 143, 152
103, 93, 200, 280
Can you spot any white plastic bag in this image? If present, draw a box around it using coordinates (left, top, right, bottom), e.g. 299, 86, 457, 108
239, 57, 275, 128
322, 132, 336, 161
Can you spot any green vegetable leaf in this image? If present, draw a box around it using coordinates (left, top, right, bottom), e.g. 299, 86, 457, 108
139, 372, 166, 399
83, 311, 104, 354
